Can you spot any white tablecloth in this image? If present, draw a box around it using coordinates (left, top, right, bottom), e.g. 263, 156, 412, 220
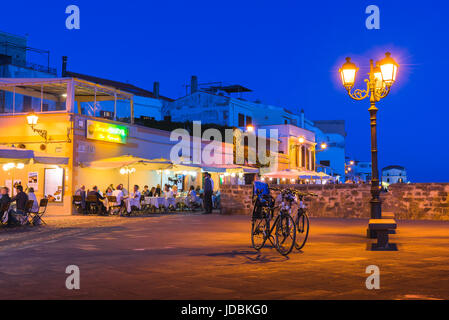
176, 197, 189, 206
143, 197, 188, 209
144, 197, 167, 208
124, 197, 141, 213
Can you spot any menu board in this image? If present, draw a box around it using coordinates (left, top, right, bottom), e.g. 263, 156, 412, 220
28, 172, 38, 191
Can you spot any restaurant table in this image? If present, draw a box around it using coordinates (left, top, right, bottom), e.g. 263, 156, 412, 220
144, 197, 167, 209
143, 196, 188, 210
124, 196, 141, 213
175, 197, 188, 205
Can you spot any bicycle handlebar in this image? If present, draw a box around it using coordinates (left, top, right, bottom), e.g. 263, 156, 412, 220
268, 187, 318, 197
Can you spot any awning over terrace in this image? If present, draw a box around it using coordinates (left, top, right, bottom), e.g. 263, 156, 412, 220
202, 164, 259, 174
262, 169, 302, 179
81, 155, 201, 172
0, 145, 69, 165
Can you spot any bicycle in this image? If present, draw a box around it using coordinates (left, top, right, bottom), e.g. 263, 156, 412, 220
251, 182, 296, 256
288, 189, 317, 250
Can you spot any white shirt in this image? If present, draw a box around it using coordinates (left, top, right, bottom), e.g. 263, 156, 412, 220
131, 190, 141, 201
28, 192, 39, 212
164, 190, 174, 199
112, 189, 124, 205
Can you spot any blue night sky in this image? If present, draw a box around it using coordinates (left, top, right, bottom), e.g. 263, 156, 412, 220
1, 0, 448, 182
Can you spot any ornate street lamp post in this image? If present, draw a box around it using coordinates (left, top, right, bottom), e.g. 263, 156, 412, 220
339, 52, 399, 237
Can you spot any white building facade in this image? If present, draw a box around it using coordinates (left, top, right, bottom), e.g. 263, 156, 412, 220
382, 165, 408, 187
164, 76, 300, 128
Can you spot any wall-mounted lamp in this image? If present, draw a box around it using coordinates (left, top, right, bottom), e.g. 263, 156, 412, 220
26, 112, 48, 142
2, 162, 25, 171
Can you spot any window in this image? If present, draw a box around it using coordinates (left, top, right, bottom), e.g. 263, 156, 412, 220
238, 113, 245, 127
246, 115, 252, 125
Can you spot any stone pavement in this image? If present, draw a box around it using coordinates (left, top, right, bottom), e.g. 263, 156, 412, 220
0, 214, 448, 299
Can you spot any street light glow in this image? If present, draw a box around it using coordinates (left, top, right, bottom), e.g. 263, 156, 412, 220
339, 57, 358, 89
26, 112, 39, 126
377, 52, 399, 86
373, 65, 383, 89
298, 136, 305, 144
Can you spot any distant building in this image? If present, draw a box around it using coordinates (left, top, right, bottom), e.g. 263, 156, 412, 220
0, 31, 56, 78
303, 115, 346, 181
165, 76, 351, 178
0, 31, 58, 113
258, 124, 315, 173
382, 165, 408, 187
164, 76, 300, 128
345, 159, 372, 183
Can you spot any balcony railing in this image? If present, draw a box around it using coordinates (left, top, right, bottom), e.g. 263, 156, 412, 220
10, 60, 57, 76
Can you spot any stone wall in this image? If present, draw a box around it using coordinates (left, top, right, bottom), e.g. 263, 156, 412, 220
220, 183, 449, 220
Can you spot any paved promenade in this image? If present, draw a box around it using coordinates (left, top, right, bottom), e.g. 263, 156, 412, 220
0, 214, 448, 299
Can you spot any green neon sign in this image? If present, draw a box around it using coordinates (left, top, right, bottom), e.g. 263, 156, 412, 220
86, 120, 128, 144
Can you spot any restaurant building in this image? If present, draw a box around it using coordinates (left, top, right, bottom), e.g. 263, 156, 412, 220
0, 77, 234, 215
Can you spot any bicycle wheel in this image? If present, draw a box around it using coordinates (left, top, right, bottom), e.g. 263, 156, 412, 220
251, 217, 268, 250
295, 212, 310, 250
275, 213, 296, 256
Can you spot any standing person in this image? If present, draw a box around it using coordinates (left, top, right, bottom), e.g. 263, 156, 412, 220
27, 187, 39, 213
203, 173, 213, 214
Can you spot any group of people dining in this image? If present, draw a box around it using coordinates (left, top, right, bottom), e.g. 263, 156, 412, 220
74, 180, 211, 216
0, 184, 40, 226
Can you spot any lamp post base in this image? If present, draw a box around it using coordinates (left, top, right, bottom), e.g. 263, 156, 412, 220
367, 228, 377, 239
368, 198, 382, 238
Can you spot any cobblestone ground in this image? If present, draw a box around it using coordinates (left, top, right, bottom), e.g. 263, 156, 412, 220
0, 214, 448, 300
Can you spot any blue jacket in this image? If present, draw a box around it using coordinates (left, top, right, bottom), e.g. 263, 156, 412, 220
204, 177, 213, 193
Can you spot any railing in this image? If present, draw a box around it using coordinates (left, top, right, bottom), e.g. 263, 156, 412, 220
8, 60, 57, 76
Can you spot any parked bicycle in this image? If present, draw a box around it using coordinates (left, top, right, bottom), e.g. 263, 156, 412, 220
287, 189, 317, 250
251, 182, 296, 256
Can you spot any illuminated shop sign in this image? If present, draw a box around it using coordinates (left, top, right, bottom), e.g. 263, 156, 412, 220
86, 120, 128, 144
